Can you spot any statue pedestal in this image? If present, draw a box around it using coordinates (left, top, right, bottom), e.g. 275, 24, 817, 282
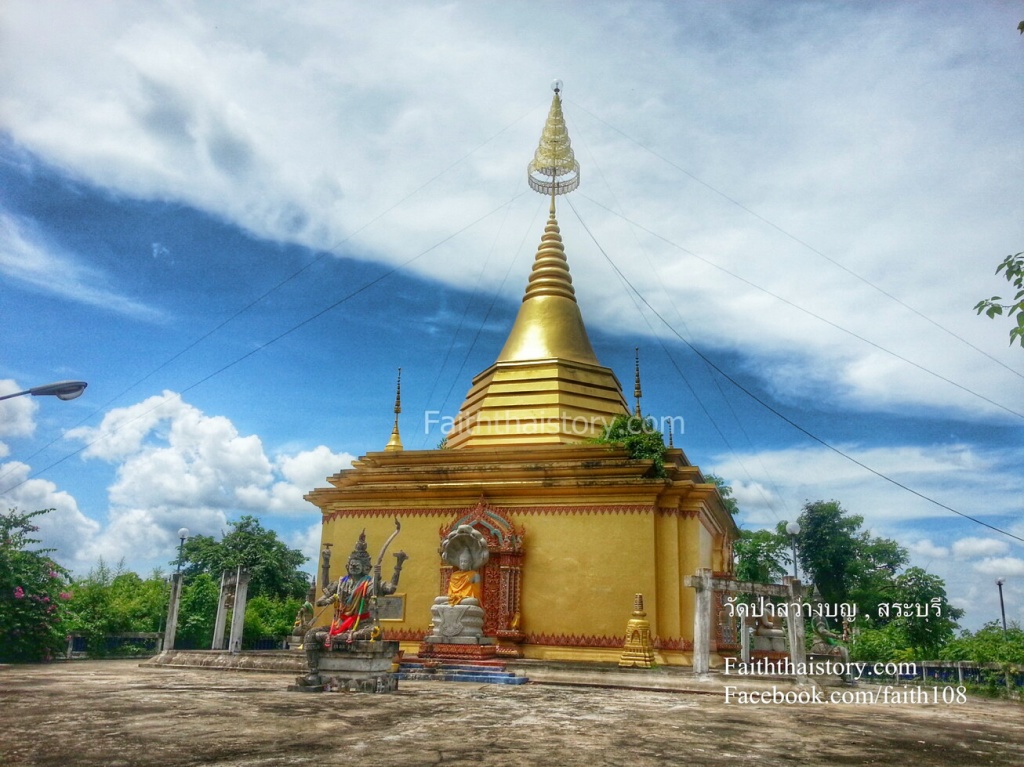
418, 637, 498, 661
289, 639, 400, 693
422, 598, 498, 659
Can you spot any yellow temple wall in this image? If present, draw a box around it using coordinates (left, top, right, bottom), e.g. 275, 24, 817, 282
516, 511, 657, 642
314, 492, 733, 666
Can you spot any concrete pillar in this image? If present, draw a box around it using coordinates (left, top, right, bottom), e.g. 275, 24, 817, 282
211, 570, 231, 650
164, 573, 183, 651
227, 567, 250, 653
740, 614, 750, 665
691, 568, 712, 676
784, 577, 807, 681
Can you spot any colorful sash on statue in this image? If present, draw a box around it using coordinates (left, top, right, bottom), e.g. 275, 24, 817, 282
326, 576, 372, 645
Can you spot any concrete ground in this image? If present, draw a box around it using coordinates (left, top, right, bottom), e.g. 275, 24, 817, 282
1, 659, 1021, 766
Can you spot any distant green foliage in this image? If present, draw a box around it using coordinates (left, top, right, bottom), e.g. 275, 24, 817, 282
849, 623, 912, 663
244, 594, 303, 644
0, 508, 71, 662
593, 415, 667, 477
176, 573, 219, 648
65, 560, 168, 656
974, 251, 1024, 348
940, 622, 1024, 665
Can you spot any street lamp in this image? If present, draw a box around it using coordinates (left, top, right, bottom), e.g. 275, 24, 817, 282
996, 578, 1007, 633
785, 520, 801, 580
176, 527, 190, 574
0, 380, 88, 402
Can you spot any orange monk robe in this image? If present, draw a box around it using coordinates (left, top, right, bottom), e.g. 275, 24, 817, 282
447, 569, 481, 605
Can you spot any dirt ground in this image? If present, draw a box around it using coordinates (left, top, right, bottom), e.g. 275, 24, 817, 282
1, 660, 1021, 766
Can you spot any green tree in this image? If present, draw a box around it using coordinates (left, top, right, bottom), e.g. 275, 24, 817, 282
0, 508, 72, 662
593, 414, 667, 477
794, 500, 907, 614
974, 251, 1024, 348
179, 516, 308, 600
733, 529, 787, 584
705, 474, 739, 515
886, 567, 963, 658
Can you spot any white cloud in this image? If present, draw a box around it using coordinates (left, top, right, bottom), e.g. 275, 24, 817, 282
0, 379, 38, 454
289, 521, 326, 585
237, 445, 355, 513
973, 557, 1024, 578
709, 442, 1020, 530
952, 537, 1011, 560
907, 539, 950, 561
0, 460, 101, 569
1, 2, 1020, 422
0, 213, 165, 322
61, 393, 346, 573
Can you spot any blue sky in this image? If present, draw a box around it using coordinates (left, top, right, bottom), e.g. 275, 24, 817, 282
1, 1, 1022, 630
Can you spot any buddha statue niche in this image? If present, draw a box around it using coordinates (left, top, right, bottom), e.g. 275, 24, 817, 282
428, 525, 490, 643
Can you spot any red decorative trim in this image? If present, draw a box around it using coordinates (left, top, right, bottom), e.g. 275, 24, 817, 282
323, 508, 452, 523
509, 504, 653, 516
418, 642, 498, 660
323, 503, 656, 523
383, 628, 431, 643
653, 637, 693, 652
522, 633, 622, 649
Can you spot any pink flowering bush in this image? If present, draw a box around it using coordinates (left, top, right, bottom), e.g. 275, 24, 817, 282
0, 508, 70, 662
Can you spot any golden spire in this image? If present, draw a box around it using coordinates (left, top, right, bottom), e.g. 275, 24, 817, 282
445, 83, 629, 448
384, 368, 403, 452
496, 80, 597, 365
633, 347, 643, 418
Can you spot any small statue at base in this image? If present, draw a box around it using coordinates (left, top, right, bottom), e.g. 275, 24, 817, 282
752, 610, 787, 653
301, 527, 406, 686
809, 589, 852, 683
291, 585, 316, 641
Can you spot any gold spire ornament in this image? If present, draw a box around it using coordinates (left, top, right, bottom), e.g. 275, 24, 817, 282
527, 80, 580, 197
384, 368, 403, 452
633, 347, 643, 418
619, 593, 656, 668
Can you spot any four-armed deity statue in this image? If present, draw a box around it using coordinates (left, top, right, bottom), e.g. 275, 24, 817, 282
295, 522, 407, 691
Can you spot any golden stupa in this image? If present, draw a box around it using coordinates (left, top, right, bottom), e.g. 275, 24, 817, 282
306, 83, 738, 666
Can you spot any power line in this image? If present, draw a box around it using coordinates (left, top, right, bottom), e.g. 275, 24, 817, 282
576, 193, 1023, 420
1, 194, 525, 497
568, 98, 1024, 383
567, 196, 1024, 547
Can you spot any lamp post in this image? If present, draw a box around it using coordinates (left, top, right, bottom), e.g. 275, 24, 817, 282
176, 527, 190, 574
785, 521, 801, 580
0, 380, 88, 402
996, 578, 1007, 633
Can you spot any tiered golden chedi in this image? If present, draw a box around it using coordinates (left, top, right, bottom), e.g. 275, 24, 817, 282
306, 84, 738, 665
